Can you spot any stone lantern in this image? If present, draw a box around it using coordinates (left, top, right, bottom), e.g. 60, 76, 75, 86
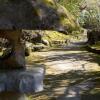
0, 0, 69, 93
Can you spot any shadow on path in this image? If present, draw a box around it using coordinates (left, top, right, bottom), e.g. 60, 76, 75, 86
26, 42, 100, 100
30, 70, 100, 100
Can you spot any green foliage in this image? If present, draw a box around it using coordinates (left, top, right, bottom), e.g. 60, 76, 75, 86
57, 0, 82, 34
78, 8, 100, 29
77, 0, 100, 30
43, 30, 69, 41
58, 0, 81, 17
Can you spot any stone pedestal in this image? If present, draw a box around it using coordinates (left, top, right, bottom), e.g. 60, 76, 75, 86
0, 67, 45, 93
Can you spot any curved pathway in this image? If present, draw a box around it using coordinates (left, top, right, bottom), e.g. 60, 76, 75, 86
27, 42, 100, 100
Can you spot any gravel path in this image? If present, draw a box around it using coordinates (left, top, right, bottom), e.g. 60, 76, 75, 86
27, 42, 100, 100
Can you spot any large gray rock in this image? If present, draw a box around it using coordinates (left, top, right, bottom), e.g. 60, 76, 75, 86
0, 67, 45, 93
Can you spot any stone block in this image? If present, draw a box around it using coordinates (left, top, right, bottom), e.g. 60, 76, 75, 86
0, 67, 45, 93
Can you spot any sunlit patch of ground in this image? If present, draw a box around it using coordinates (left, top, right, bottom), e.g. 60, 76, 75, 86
25, 41, 100, 100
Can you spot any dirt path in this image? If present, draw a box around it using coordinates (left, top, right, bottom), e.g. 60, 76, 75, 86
27, 43, 100, 100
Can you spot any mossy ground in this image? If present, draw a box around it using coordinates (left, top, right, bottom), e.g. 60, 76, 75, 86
42, 31, 69, 43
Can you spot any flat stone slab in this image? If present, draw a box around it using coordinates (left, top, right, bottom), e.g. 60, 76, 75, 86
0, 67, 45, 93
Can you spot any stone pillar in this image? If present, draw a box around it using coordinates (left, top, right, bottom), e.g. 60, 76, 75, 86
0, 30, 25, 69
0, 30, 45, 95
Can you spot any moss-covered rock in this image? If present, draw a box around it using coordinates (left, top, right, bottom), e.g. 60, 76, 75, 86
57, 4, 80, 33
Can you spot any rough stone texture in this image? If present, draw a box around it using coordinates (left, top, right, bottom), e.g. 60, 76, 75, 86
0, 0, 70, 69
0, 30, 25, 69
0, 0, 79, 69
0, 67, 45, 93
0, 0, 79, 32
0, 0, 65, 31
22, 31, 43, 44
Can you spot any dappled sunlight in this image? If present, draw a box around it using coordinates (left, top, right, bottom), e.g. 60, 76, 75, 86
35, 47, 100, 74
0, 0, 99, 100
25, 42, 100, 100
27, 70, 100, 100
